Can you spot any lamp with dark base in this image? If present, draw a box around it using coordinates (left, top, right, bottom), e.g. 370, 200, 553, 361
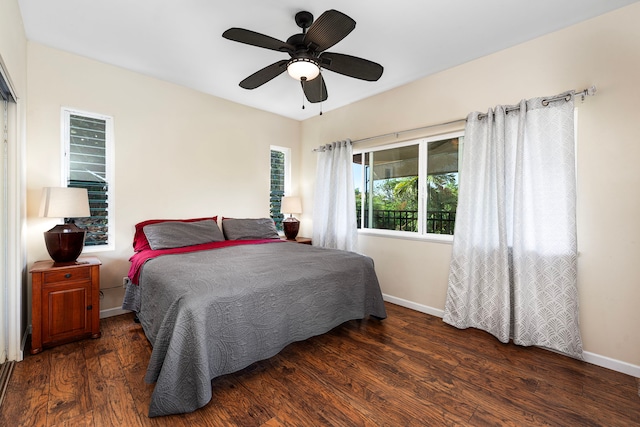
280, 196, 302, 240
40, 187, 91, 264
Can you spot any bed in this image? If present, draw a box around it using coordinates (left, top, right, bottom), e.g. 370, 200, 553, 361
122, 217, 387, 417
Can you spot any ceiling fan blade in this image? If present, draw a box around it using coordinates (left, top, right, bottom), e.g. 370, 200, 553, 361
302, 74, 328, 103
319, 52, 384, 81
223, 28, 294, 52
239, 60, 288, 89
303, 10, 355, 52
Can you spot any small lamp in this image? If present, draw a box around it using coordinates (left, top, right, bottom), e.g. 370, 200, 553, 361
281, 196, 302, 240
39, 187, 91, 263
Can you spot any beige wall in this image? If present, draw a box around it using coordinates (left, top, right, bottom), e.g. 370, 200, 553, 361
25, 43, 301, 314
0, 0, 27, 92
300, 4, 640, 368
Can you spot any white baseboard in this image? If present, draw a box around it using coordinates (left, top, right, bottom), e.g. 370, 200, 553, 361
582, 351, 640, 378
382, 293, 640, 379
100, 307, 131, 319
382, 294, 444, 318
17, 329, 28, 362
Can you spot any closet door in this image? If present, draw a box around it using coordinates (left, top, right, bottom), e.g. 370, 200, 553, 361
0, 65, 18, 364
0, 95, 8, 364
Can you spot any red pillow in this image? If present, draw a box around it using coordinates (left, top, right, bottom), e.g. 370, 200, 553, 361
133, 216, 217, 252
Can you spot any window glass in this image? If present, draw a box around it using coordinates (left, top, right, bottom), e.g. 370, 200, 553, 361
357, 145, 419, 231
354, 132, 462, 237
270, 146, 290, 231
63, 109, 113, 249
426, 138, 459, 235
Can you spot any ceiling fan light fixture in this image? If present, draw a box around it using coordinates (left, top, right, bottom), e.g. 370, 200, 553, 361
287, 58, 320, 81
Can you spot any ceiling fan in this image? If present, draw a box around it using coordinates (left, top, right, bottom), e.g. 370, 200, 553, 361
222, 9, 384, 105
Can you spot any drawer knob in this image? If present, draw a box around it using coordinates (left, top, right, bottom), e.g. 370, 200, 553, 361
65, 273, 72, 278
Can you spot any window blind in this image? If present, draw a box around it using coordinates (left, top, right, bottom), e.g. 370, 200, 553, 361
270, 150, 285, 231
67, 115, 108, 246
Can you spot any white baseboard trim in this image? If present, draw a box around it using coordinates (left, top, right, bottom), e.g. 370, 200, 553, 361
18, 329, 28, 362
100, 307, 131, 319
382, 294, 444, 318
582, 351, 640, 378
382, 293, 640, 379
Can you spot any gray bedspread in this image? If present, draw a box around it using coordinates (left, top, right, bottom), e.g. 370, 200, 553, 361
122, 241, 386, 417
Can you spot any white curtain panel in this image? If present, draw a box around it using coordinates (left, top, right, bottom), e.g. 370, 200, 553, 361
313, 140, 358, 252
444, 92, 583, 358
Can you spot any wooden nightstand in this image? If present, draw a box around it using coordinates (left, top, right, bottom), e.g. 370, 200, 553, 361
281, 236, 312, 245
30, 256, 102, 354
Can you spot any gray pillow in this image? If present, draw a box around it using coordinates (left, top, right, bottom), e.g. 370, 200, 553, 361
143, 219, 224, 250
222, 218, 280, 240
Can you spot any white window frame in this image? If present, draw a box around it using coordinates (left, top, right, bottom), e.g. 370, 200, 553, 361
61, 107, 115, 252
354, 130, 464, 243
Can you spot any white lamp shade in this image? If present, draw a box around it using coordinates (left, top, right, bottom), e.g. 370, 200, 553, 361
39, 187, 91, 218
287, 58, 320, 81
281, 196, 302, 214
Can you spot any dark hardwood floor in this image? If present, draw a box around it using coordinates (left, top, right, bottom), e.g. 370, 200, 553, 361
1, 302, 638, 426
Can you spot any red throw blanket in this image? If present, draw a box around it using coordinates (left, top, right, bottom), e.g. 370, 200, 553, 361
128, 239, 284, 285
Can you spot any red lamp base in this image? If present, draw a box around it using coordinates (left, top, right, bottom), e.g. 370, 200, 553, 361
283, 217, 300, 240
44, 223, 87, 263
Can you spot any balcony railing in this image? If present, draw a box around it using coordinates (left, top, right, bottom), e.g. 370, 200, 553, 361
357, 209, 456, 235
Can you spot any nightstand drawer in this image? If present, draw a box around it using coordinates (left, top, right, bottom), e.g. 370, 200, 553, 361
43, 268, 91, 284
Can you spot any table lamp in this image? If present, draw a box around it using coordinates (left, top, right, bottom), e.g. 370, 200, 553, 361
39, 187, 91, 263
281, 196, 302, 240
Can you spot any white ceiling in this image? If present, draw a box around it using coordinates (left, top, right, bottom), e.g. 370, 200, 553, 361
17, 0, 639, 121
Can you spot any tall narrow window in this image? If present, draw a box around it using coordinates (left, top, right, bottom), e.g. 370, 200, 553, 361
62, 109, 114, 250
270, 146, 290, 232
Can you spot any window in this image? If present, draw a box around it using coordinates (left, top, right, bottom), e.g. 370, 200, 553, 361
269, 146, 291, 231
353, 131, 463, 238
62, 109, 114, 250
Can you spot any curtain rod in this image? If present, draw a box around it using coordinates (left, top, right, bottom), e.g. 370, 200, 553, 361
477, 85, 597, 119
313, 86, 596, 151
311, 117, 466, 152
350, 117, 467, 145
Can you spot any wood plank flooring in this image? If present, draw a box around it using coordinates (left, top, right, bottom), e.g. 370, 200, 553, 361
1, 302, 638, 426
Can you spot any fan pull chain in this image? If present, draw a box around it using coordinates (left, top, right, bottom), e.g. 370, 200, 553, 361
319, 71, 323, 115
301, 77, 306, 110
